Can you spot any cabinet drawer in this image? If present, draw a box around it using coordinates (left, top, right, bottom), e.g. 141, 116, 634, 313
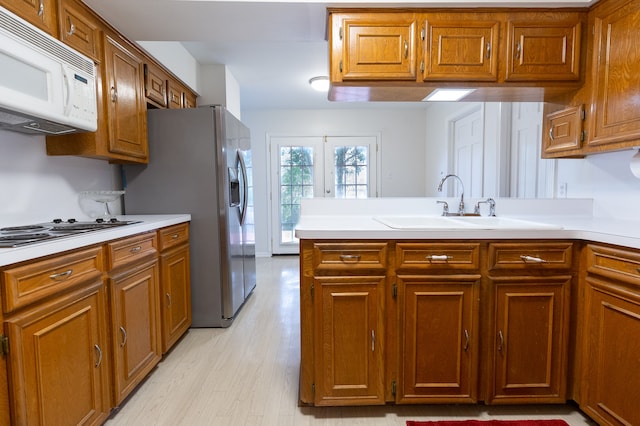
586, 244, 640, 287
107, 232, 157, 269
488, 242, 573, 270
312, 242, 388, 272
1, 246, 104, 313
396, 242, 480, 271
158, 223, 189, 252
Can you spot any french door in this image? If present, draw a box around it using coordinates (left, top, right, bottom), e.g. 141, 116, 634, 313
270, 135, 378, 254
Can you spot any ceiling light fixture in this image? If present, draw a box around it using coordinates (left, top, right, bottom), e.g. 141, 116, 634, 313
423, 88, 476, 102
309, 76, 330, 92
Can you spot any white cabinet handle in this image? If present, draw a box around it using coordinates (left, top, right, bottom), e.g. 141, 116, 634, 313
94, 344, 103, 367
426, 254, 451, 262
339, 254, 361, 263
49, 269, 73, 280
520, 255, 546, 263
119, 326, 127, 347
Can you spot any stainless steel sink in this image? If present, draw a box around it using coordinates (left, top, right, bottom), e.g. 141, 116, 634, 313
373, 215, 562, 230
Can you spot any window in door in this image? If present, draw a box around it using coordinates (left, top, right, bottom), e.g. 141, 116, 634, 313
270, 136, 378, 254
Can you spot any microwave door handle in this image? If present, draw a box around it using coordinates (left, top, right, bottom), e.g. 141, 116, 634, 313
62, 68, 74, 117
238, 150, 249, 225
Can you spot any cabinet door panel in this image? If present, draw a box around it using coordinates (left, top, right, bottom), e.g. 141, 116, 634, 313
160, 245, 191, 353
103, 35, 148, 160
57, 0, 100, 61
506, 21, 581, 81
110, 260, 161, 405
341, 18, 417, 80
582, 277, 640, 426
589, 3, 640, 147
423, 20, 499, 81
5, 282, 109, 425
313, 276, 385, 406
3, 0, 57, 35
487, 277, 570, 404
397, 276, 479, 403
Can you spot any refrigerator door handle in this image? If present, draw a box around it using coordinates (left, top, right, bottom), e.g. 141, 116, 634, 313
237, 150, 249, 225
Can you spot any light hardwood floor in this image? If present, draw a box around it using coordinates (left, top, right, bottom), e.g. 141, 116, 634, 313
105, 256, 595, 426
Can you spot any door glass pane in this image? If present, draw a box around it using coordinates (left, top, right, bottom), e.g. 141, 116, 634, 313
279, 146, 314, 245
334, 145, 369, 199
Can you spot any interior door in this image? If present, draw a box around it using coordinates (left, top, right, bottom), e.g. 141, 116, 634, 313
450, 106, 484, 198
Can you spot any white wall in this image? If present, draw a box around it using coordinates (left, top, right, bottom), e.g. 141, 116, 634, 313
242, 107, 429, 256
557, 148, 640, 220
137, 41, 200, 93
0, 131, 121, 225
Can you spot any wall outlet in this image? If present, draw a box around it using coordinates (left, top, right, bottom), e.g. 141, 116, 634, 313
558, 182, 568, 198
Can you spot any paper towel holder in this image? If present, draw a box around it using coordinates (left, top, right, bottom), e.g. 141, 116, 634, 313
630, 147, 640, 178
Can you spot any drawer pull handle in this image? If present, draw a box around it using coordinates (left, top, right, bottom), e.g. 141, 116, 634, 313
427, 255, 451, 262
520, 255, 546, 263
130, 246, 142, 253
171, 234, 179, 239
119, 326, 127, 347
166, 292, 172, 306
339, 254, 361, 263
94, 344, 103, 368
463, 329, 470, 351
49, 269, 73, 280
497, 330, 504, 352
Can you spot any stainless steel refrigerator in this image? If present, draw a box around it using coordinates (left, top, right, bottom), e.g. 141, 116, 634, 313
123, 105, 255, 327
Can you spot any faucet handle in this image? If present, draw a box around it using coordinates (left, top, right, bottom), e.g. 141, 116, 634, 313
436, 200, 449, 216
475, 198, 496, 216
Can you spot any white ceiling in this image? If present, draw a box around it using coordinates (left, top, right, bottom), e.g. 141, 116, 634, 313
82, 0, 597, 110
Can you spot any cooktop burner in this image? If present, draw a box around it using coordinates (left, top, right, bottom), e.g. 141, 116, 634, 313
0, 218, 142, 248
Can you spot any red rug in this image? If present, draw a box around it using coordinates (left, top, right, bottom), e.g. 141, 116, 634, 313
407, 421, 569, 426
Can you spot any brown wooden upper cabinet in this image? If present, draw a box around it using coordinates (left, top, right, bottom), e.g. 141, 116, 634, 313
103, 34, 148, 161
56, 0, 100, 62
144, 62, 169, 108
505, 17, 582, 81
588, 0, 640, 149
2, 0, 58, 36
421, 17, 499, 81
542, 104, 585, 157
331, 12, 418, 81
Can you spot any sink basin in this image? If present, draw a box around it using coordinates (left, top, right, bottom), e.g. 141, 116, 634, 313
373, 215, 562, 230
447, 216, 563, 230
373, 216, 465, 229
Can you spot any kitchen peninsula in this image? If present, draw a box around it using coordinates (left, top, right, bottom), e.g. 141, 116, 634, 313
296, 198, 640, 426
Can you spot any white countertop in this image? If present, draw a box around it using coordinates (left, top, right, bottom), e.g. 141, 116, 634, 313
294, 198, 640, 250
0, 214, 191, 267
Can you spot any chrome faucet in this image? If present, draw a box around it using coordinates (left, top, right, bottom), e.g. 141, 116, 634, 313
437, 174, 465, 215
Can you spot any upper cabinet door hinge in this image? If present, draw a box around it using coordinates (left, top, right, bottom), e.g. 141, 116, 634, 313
391, 380, 397, 396
310, 283, 314, 299
392, 282, 398, 298
0, 335, 8, 355
420, 28, 425, 41
420, 60, 425, 73
581, 107, 586, 121
339, 60, 343, 73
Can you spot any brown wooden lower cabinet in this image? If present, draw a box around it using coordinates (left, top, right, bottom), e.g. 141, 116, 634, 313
4, 281, 110, 425
397, 276, 480, 404
299, 239, 576, 408
0, 223, 191, 424
485, 276, 571, 404
581, 244, 640, 426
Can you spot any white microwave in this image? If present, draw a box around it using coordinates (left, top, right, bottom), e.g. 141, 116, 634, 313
0, 6, 97, 135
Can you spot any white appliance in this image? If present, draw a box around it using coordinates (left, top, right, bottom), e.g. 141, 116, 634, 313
0, 5, 97, 135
